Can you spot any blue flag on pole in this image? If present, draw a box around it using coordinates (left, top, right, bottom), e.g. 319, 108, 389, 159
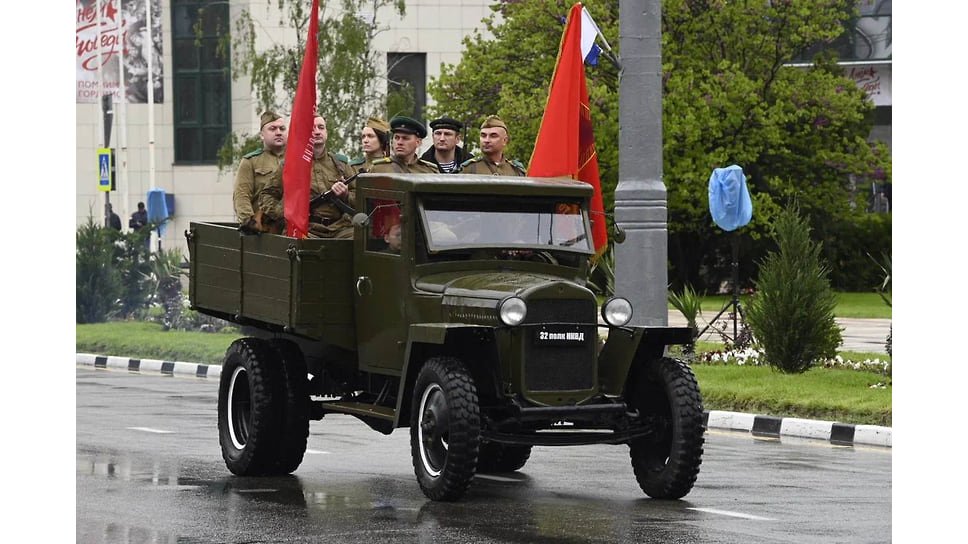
708, 165, 752, 231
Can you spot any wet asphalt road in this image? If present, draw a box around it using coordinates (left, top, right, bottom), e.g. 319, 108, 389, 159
77, 368, 891, 543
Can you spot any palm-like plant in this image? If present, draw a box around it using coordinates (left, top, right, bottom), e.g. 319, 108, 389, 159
669, 284, 704, 355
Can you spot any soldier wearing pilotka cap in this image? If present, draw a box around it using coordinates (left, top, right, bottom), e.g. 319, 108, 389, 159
350, 116, 391, 172
458, 115, 526, 176
369, 116, 439, 174
233, 110, 288, 228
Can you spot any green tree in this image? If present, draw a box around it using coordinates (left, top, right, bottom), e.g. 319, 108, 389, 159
428, 0, 890, 292
215, 0, 407, 168
745, 203, 841, 373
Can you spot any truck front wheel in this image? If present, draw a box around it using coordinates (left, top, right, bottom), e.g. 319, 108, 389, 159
218, 338, 286, 476
410, 357, 481, 501
627, 357, 704, 499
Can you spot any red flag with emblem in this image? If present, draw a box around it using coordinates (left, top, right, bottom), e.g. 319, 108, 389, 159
527, 2, 608, 260
282, 0, 320, 239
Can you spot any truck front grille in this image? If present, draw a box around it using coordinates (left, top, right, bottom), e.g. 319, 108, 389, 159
524, 323, 597, 391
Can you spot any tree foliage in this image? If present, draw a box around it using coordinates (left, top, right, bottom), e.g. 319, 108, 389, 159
745, 203, 841, 373
427, 0, 891, 292
217, 0, 406, 168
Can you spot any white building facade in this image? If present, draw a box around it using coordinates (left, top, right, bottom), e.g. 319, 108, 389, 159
76, 0, 495, 255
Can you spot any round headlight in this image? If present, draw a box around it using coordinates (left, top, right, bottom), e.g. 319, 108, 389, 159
601, 297, 633, 327
498, 297, 527, 326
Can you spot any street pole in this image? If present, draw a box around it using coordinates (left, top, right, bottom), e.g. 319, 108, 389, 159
146, 0, 158, 252
614, 0, 667, 327
96, 0, 110, 228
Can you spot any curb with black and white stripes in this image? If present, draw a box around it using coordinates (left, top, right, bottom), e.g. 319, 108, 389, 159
76, 353, 222, 380
77, 353, 891, 449
704, 410, 891, 448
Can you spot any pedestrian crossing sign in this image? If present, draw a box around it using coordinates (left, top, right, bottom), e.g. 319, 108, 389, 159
97, 148, 113, 192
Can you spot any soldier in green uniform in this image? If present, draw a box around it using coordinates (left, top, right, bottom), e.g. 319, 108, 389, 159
349, 116, 391, 173
369, 116, 439, 174
233, 111, 287, 228
459, 115, 527, 176
257, 114, 356, 238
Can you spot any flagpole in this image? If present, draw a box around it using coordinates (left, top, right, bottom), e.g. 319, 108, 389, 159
146, 0, 158, 252
118, 0, 129, 226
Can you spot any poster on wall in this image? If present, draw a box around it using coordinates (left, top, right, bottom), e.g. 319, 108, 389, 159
76, 0, 164, 104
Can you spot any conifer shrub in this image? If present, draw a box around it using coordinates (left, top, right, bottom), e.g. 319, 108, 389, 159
746, 204, 842, 373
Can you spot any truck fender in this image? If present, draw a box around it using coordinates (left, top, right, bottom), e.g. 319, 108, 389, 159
392, 324, 497, 428
597, 326, 694, 396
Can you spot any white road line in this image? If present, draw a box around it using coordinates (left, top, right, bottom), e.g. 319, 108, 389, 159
305, 449, 331, 455
127, 427, 174, 434
688, 507, 775, 521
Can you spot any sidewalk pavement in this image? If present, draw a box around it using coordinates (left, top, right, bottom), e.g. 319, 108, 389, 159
665, 310, 891, 355
76, 352, 892, 449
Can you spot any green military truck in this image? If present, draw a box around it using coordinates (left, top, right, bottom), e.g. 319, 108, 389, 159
187, 173, 704, 502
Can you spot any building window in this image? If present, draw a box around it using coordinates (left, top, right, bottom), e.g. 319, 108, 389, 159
171, 0, 231, 164
387, 52, 426, 122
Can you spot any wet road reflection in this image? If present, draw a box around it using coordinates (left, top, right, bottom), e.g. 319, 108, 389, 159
77, 368, 890, 544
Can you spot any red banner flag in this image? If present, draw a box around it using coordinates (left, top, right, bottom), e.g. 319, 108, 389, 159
282, 0, 320, 239
528, 2, 608, 260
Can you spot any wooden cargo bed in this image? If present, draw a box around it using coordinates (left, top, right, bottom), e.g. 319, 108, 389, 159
186, 222, 356, 350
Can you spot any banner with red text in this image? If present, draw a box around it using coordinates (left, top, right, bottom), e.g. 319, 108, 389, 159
76, 0, 164, 103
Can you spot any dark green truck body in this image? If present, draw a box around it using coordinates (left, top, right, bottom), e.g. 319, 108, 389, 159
188, 173, 704, 501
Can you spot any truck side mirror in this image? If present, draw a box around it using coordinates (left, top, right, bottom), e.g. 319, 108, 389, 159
612, 223, 626, 243
352, 213, 370, 228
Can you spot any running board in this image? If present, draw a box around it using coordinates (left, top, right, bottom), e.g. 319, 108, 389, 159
315, 400, 396, 420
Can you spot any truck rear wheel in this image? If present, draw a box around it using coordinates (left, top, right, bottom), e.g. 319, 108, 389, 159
477, 441, 532, 473
269, 339, 310, 474
410, 356, 481, 501
627, 357, 704, 499
218, 338, 286, 476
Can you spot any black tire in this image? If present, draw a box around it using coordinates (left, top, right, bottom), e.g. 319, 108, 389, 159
410, 357, 481, 501
217, 338, 287, 476
476, 441, 532, 473
269, 339, 310, 475
626, 357, 704, 499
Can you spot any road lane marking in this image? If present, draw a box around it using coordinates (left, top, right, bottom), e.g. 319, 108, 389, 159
688, 507, 774, 521
127, 427, 173, 434
306, 449, 331, 454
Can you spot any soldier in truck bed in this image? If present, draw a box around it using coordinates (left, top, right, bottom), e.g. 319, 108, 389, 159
349, 116, 391, 173
458, 115, 526, 176
233, 111, 287, 229
368, 116, 439, 174
257, 114, 356, 238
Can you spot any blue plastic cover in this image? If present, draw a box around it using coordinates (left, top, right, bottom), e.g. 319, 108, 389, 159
708, 165, 752, 231
146, 188, 170, 236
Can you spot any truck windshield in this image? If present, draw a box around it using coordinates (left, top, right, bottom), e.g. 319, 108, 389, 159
420, 197, 592, 252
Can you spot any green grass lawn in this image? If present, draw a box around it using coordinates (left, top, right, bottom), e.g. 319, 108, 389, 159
694, 291, 891, 319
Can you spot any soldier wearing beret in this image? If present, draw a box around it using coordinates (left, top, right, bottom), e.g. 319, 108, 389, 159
258, 114, 356, 238
459, 115, 527, 176
419, 116, 471, 173
233, 110, 288, 228
350, 116, 391, 173
369, 116, 439, 174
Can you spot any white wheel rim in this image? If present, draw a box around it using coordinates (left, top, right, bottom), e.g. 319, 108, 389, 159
227, 366, 247, 450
